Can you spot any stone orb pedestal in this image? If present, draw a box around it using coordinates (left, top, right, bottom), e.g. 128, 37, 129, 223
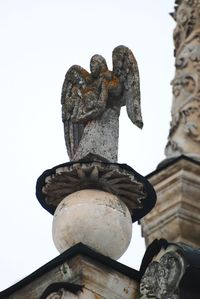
52, 189, 132, 260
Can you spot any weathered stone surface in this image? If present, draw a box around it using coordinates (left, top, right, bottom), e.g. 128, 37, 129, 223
165, 0, 200, 160
52, 189, 132, 260
1, 246, 139, 299
141, 157, 200, 248
61, 45, 143, 162
73, 108, 119, 162
139, 245, 187, 299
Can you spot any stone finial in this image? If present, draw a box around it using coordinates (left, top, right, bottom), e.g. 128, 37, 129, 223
36, 46, 156, 260
165, 0, 200, 161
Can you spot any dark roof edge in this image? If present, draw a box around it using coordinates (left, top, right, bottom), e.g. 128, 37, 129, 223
0, 243, 140, 298
146, 155, 200, 179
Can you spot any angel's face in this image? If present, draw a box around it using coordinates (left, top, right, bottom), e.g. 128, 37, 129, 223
90, 59, 100, 78
90, 55, 108, 78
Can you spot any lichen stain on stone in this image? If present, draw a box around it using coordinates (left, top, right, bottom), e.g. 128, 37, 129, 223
59, 262, 72, 279
61, 45, 143, 163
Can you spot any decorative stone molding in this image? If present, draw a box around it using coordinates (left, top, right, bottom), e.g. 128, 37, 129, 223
42, 162, 146, 217
139, 248, 187, 299
166, 0, 200, 160
36, 161, 156, 224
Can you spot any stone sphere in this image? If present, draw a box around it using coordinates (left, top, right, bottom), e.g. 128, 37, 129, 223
52, 189, 132, 260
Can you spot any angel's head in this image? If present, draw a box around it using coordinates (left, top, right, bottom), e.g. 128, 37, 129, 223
90, 54, 108, 78
112, 45, 137, 77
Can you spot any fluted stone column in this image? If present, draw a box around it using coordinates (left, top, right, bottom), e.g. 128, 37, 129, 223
141, 0, 200, 248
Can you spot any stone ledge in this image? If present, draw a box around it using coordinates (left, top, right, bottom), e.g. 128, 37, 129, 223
0, 243, 140, 299
142, 156, 200, 247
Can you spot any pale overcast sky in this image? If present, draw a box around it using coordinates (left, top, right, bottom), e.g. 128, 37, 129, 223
0, 0, 174, 290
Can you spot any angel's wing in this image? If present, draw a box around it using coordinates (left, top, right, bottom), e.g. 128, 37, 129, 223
61, 65, 89, 105
112, 45, 143, 129
61, 65, 90, 160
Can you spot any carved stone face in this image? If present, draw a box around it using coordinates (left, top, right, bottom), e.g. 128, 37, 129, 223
90, 55, 108, 78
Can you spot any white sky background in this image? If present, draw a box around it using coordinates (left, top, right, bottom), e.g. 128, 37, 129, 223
0, 0, 174, 290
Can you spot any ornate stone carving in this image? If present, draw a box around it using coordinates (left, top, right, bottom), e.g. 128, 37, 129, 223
172, 0, 200, 54
36, 160, 156, 224
36, 46, 156, 258
45, 289, 81, 299
139, 250, 186, 299
166, 0, 200, 160
41, 161, 146, 220
61, 45, 143, 163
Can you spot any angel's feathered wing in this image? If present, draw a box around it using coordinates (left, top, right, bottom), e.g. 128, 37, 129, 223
61, 65, 89, 160
112, 45, 143, 129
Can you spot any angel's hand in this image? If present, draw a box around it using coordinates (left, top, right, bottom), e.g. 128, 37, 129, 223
72, 108, 100, 123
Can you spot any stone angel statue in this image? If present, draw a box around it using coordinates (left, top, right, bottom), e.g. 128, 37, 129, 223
61, 45, 143, 163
